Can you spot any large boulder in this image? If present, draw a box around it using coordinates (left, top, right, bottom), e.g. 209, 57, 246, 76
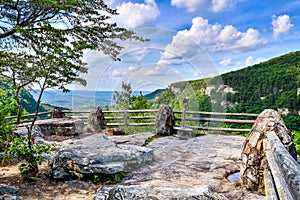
14, 118, 84, 137
87, 107, 106, 133
155, 105, 176, 136
50, 134, 154, 179
33, 118, 84, 136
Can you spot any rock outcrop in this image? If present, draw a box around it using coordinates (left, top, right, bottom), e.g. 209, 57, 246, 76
240, 109, 297, 194
50, 134, 154, 179
87, 107, 106, 133
33, 118, 84, 136
94, 134, 265, 200
0, 185, 21, 200
95, 185, 228, 200
51, 107, 65, 118
14, 118, 84, 137
155, 105, 176, 136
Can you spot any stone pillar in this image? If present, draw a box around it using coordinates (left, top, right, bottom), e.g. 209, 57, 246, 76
155, 105, 175, 136
51, 107, 65, 118
87, 107, 106, 133
240, 109, 297, 194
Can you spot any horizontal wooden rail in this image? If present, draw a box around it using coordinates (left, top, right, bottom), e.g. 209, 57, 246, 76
173, 110, 259, 117
186, 126, 252, 132
175, 117, 255, 124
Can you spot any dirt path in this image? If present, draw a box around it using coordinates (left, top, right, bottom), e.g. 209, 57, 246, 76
0, 162, 100, 200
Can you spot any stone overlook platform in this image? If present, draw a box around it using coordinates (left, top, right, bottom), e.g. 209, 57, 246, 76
96, 133, 265, 200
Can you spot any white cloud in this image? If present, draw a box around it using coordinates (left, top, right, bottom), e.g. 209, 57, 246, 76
158, 17, 267, 64
171, 0, 209, 12
114, 0, 160, 28
171, 0, 243, 12
111, 65, 137, 78
219, 57, 232, 66
272, 14, 294, 39
244, 56, 266, 66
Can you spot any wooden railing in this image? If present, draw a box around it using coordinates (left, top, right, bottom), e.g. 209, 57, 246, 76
264, 131, 300, 200
7, 109, 258, 133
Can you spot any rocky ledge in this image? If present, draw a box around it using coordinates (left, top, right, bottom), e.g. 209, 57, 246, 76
50, 134, 154, 179
96, 134, 265, 200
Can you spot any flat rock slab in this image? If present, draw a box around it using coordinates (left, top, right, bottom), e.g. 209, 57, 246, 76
34, 118, 84, 136
109, 132, 155, 146
15, 118, 85, 137
50, 134, 154, 179
97, 134, 265, 200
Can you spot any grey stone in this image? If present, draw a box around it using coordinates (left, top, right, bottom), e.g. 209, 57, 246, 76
240, 109, 297, 194
87, 107, 106, 133
33, 118, 84, 136
0, 185, 19, 194
94, 134, 265, 200
0, 194, 22, 200
155, 105, 176, 136
96, 185, 228, 200
50, 134, 154, 179
14, 118, 85, 137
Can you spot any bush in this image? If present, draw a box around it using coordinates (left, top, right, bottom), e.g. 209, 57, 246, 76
6, 136, 51, 180
291, 130, 300, 155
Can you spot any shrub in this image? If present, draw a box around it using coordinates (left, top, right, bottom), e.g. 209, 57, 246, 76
6, 136, 51, 180
291, 130, 300, 155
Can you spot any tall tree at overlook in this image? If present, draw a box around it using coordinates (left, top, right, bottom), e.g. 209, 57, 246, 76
0, 0, 145, 123
0, 0, 146, 178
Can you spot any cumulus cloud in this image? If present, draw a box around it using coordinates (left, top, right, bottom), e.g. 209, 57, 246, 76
111, 65, 137, 78
219, 57, 232, 66
244, 56, 266, 66
157, 17, 267, 73
171, 0, 243, 12
272, 14, 293, 39
114, 0, 160, 28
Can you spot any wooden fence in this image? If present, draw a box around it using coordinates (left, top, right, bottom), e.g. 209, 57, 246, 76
7, 109, 258, 133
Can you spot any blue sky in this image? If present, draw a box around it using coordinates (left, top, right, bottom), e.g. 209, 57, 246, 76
76, 0, 300, 92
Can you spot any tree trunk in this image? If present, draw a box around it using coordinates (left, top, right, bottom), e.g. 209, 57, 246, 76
15, 87, 22, 124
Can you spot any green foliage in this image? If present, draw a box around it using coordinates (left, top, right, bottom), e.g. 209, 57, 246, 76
0, 88, 15, 155
154, 89, 176, 106
89, 172, 127, 184
5, 136, 51, 180
143, 134, 163, 146
282, 113, 300, 132
291, 131, 300, 155
113, 82, 133, 110
111, 82, 154, 133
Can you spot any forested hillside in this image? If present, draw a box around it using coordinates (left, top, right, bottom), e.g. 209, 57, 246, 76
218, 51, 300, 114
154, 51, 300, 132
0, 77, 41, 115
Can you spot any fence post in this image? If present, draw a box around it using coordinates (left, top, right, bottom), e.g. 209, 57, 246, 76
124, 110, 128, 126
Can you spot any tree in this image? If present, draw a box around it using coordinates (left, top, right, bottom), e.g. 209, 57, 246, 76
0, 0, 145, 178
113, 81, 133, 110
0, 0, 145, 123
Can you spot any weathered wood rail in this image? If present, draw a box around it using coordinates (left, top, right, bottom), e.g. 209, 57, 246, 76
264, 131, 300, 200
6, 109, 258, 133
